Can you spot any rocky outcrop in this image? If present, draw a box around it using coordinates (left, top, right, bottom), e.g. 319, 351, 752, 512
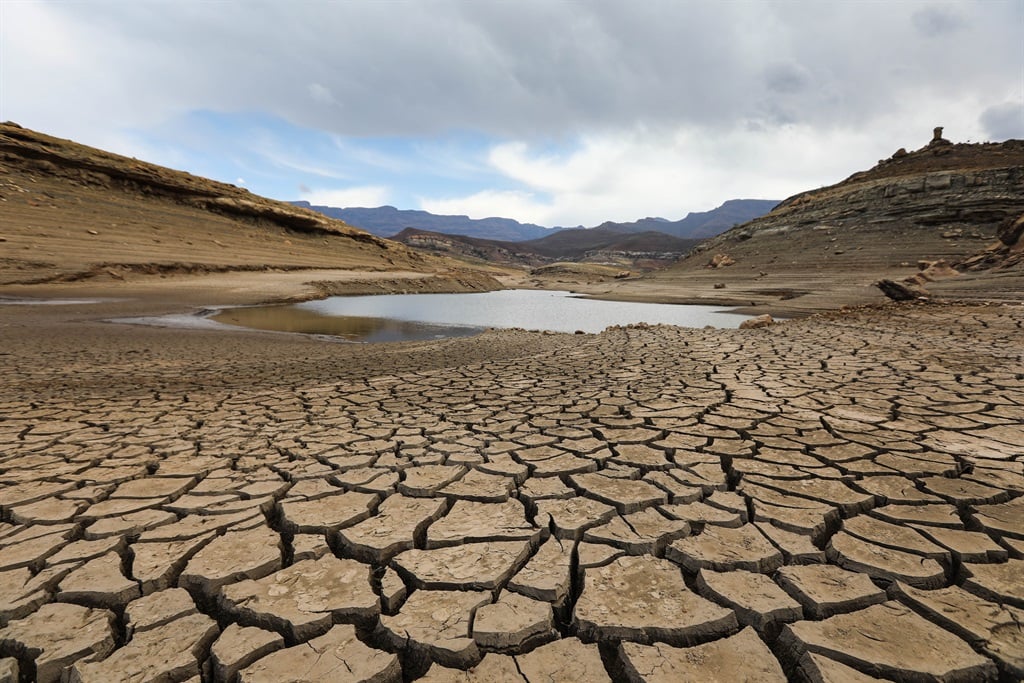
955, 211, 1024, 273
673, 133, 1024, 281
997, 213, 1024, 246
876, 258, 961, 300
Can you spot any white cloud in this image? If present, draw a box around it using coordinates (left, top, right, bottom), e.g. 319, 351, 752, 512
308, 83, 336, 105
299, 185, 391, 208
421, 190, 551, 224
419, 97, 991, 227
258, 151, 351, 181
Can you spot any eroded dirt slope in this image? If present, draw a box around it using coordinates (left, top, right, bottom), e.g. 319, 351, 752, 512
0, 123, 499, 290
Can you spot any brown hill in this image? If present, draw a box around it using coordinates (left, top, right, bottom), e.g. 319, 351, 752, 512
392, 225, 699, 271
522, 226, 699, 262
392, 227, 548, 266
0, 122, 496, 289
619, 131, 1024, 312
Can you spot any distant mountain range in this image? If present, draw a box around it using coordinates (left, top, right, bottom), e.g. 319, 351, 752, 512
592, 199, 781, 239
291, 199, 780, 243
289, 203, 553, 241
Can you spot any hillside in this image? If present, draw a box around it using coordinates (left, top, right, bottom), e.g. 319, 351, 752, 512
391, 225, 700, 270
0, 123, 497, 289
521, 226, 700, 261
581, 131, 1024, 313
291, 203, 555, 241
392, 228, 548, 266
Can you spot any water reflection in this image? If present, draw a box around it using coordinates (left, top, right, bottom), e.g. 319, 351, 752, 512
212, 289, 753, 342
211, 305, 482, 343
0, 297, 114, 306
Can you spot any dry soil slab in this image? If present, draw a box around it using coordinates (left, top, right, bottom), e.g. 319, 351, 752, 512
0, 300, 1021, 680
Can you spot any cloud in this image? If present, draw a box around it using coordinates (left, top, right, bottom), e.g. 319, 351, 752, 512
421, 190, 548, 223
764, 63, 811, 94
4, 0, 1020, 141
912, 6, 966, 37
2, 0, 1020, 225
418, 99, 991, 227
308, 83, 336, 106
980, 102, 1024, 140
298, 185, 391, 208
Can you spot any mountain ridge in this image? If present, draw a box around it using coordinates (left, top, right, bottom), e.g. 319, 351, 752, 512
291, 198, 778, 242
591, 199, 780, 239
290, 203, 555, 241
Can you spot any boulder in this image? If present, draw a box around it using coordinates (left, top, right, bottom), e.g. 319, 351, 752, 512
997, 213, 1024, 246
876, 279, 928, 301
739, 315, 774, 329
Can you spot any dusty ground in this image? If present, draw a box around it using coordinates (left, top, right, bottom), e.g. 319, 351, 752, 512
1, 278, 1022, 682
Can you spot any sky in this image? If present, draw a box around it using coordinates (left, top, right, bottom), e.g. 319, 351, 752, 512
2, 0, 1022, 228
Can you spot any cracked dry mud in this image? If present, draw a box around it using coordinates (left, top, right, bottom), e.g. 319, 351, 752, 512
1, 303, 1023, 682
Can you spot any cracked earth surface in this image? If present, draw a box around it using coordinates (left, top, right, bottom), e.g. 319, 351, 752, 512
1, 302, 1022, 682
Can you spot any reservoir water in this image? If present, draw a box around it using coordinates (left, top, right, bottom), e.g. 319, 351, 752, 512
211, 290, 752, 343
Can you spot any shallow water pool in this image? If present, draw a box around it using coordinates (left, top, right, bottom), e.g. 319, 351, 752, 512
211, 290, 751, 342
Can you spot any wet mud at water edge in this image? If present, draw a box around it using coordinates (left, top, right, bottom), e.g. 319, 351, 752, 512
211, 304, 484, 343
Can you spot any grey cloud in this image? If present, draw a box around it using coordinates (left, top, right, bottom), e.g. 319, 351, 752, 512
764, 63, 811, 94
6, 0, 1022, 140
980, 102, 1024, 140
911, 6, 966, 37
